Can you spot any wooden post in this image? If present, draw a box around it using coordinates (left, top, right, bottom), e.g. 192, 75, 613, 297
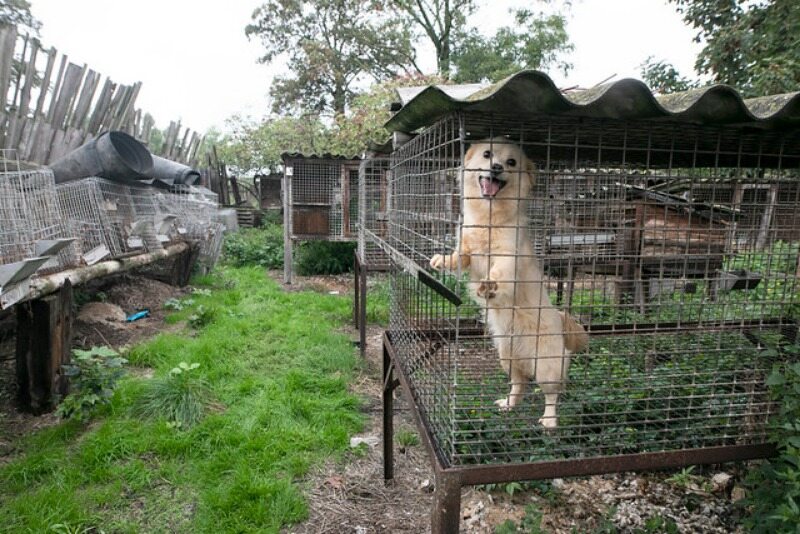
283, 166, 294, 284
15, 281, 73, 413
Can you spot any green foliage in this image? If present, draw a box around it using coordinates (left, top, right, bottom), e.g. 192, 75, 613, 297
742, 350, 800, 532
365, 277, 391, 325
296, 241, 355, 275
669, 0, 800, 97
222, 224, 283, 268
451, 7, 573, 83
395, 428, 420, 451
187, 305, 217, 329
495, 504, 546, 534
246, 0, 415, 115
1, 266, 363, 532
133, 362, 216, 429
0, 0, 41, 35
391, 0, 477, 76
639, 56, 700, 94
56, 347, 127, 422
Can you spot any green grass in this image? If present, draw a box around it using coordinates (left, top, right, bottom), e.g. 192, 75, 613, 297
0, 266, 364, 533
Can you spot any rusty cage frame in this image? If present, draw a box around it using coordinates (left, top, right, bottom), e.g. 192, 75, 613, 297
353, 155, 392, 355
380, 75, 800, 532
281, 153, 361, 284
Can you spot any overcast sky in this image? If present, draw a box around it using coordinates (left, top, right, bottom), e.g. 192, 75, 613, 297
28, 0, 703, 134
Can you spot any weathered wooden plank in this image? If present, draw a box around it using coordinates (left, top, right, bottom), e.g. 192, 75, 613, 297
34, 46, 57, 117
100, 83, 126, 132
87, 78, 113, 133
176, 127, 191, 161
3, 112, 19, 149
113, 81, 141, 131
47, 127, 67, 162
70, 68, 99, 129
10, 33, 29, 109
30, 121, 53, 164
18, 39, 38, 118
15, 281, 74, 413
45, 54, 68, 123
0, 25, 17, 109
51, 62, 84, 129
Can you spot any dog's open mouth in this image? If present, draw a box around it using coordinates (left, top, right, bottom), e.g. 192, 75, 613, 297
478, 175, 507, 198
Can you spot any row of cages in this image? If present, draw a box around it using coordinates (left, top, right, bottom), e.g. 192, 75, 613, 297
0, 150, 225, 308
379, 111, 800, 482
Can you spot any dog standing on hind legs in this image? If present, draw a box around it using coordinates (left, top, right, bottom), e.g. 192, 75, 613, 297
430, 138, 588, 429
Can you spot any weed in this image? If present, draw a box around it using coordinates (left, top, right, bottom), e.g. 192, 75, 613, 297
222, 224, 283, 268
395, 428, 420, 452
188, 305, 216, 329
133, 362, 217, 428
163, 297, 193, 311
296, 241, 355, 275
56, 347, 127, 422
741, 349, 800, 532
495, 504, 545, 533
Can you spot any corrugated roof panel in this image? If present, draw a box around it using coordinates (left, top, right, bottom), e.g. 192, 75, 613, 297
386, 70, 800, 133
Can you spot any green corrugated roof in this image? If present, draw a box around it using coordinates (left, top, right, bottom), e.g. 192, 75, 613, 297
385, 70, 800, 133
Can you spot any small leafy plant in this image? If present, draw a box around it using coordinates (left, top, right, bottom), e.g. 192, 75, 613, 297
188, 305, 216, 329
742, 350, 800, 532
223, 224, 283, 268
395, 427, 420, 452
133, 362, 218, 428
56, 346, 127, 422
296, 240, 355, 275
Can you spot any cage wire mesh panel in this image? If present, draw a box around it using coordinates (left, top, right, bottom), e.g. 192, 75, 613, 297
387, 111, 800, 470
358, 157, 392, 270
0, 151, 79, 273
284, 156, 361, 241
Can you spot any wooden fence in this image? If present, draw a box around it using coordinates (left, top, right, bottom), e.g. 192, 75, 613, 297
0, 24, 204, 166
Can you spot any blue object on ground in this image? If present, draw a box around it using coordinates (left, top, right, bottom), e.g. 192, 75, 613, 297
126, 309, 151, 322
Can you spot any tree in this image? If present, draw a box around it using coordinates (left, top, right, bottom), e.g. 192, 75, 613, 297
246, 0, 416, 115
390, 0, 476, 77
639, 56, 699, 95
450, 8, 573, 83
0, 0, 41, 35
669, 0, 800, 97
217, 114, 335, 175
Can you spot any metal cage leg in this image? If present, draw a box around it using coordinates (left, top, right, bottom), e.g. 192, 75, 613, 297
432, 472, 462, 534
382, 336, 397, 481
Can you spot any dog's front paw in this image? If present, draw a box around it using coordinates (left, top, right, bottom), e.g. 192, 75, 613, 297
494, 397, 513, 411
477, 279, 498, 299
538, 416, 558, 430
430, 254, 446, 271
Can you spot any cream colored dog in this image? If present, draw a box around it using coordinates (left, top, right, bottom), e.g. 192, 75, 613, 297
430, 138, 588, 428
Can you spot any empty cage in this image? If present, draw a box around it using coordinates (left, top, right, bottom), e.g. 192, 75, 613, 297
282, 153, 361, 283
380, 73, 800, 531
1, 152, 79, 273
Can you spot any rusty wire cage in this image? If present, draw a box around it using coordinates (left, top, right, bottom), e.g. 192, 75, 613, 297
380, 74, 800, 531
281, 154, 361, 283
0, 151, 79, 273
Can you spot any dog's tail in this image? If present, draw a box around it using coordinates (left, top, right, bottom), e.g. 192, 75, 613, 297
560, 311, 589, 353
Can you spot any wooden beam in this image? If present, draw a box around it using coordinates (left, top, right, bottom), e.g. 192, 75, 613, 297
16, 281, 73, 413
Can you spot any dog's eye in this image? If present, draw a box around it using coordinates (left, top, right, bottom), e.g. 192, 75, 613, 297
483, 150, 491, 158
506, 158, 517, 167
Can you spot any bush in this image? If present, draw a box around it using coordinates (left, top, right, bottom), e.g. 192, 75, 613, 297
56, 347, 127, 422
742, 348, 800, 532
296, 240, 355, 275
223, 224, 283, 268
133, 362, 218, 429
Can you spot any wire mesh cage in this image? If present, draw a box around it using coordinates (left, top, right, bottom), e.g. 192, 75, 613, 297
382, 85, 800, 527
357, 156, 392, 270
56, 177, 163, 261
282, 154, 361, 283
1, 151, 79, 273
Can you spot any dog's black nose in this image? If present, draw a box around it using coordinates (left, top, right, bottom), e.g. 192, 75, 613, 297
490, 163, 503, 175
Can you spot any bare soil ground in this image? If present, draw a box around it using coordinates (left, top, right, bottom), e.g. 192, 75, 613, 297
0, 272, 187, 462
278, 272, 749, 534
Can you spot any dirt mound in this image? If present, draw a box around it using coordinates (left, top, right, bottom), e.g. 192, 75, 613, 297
73, 273, 187, 350
77, 302, 126, 324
